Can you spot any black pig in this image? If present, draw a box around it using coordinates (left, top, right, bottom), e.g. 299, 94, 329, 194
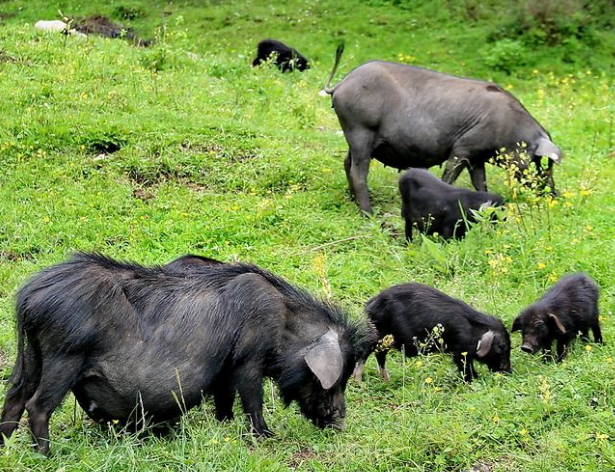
323, 43, 561, 214
399, 168, 504, 241
0, 253, 370, 455
354, 283, 511, 382
512, 272, 602, 361
252, 39, 310, 72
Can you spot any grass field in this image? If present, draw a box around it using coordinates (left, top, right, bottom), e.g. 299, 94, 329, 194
0, 0, 614, 470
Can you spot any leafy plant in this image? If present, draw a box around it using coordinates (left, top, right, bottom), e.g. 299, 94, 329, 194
482, 38, 527, 74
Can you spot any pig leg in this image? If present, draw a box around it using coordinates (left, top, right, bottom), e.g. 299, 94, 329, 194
353, 338, 377, 383
374, 351, 390, 382
213, 375, 236, 421
0, 342, 42, 445
404, 219, 414, 242
346, 133, 374, 214
344, 151, 354, 200
441, 153, 469, 186
441, 222, 457, 240
235, 369, 273, 437
25, 355, 84, 455
591, 324, 603, 344
400, 200, 413, 242
468, 160, 487, 192
534, 158, 556, 195
404, 221, 413, 242
555, 340, 567, 362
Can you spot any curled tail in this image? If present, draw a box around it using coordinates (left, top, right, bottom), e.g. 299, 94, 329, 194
323, 41, 345, 94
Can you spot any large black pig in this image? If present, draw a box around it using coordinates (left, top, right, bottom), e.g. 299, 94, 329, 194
0, 253, 370, 455
354, 283, 511, 382
399, 168, 504, 241
324, 43, 561, 214
512, 272, 602, 361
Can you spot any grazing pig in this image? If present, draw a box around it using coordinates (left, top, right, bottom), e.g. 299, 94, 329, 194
0, 253, 371, 455
164, 254, 225, 272
512, 273, 602, 361
354, 283, 511, 382
324, 43, 561, 214
399, 168, 504, 241
252, 39, 310, 72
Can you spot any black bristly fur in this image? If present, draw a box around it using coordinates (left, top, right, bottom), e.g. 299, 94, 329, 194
0, 253, 372, 455
252, 39, 310, 72
164, 254, 225, 272
399, 168, 504, 241
356, 283, 511, 382
512, 272, 602, 361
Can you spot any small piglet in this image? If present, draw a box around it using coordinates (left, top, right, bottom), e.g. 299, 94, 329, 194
512, 272, 602, 361
252, 39, 310, 72
399, 168, 504, 241
354, 283, 511, 382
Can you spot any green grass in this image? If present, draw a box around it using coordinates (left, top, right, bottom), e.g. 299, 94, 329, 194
0, 0, 614, 470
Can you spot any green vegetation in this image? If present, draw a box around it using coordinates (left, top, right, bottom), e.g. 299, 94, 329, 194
0, 0, 614, 470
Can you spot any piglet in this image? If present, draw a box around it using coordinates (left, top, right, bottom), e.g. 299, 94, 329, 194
354, 282, 511, 382
512, 272, 602, 361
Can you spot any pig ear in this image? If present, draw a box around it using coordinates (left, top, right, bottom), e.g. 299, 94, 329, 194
476, 330, 495, 358
305, 329, 344, 390
548, 313, 567, 334
536, 138, 562, 165
511, 316, 522, 332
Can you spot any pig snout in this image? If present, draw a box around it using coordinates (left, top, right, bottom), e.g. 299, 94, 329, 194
328, 410, 346, 431
521, 343, 535, 354
331, 416, 346, 431
314, 410, 346, 430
